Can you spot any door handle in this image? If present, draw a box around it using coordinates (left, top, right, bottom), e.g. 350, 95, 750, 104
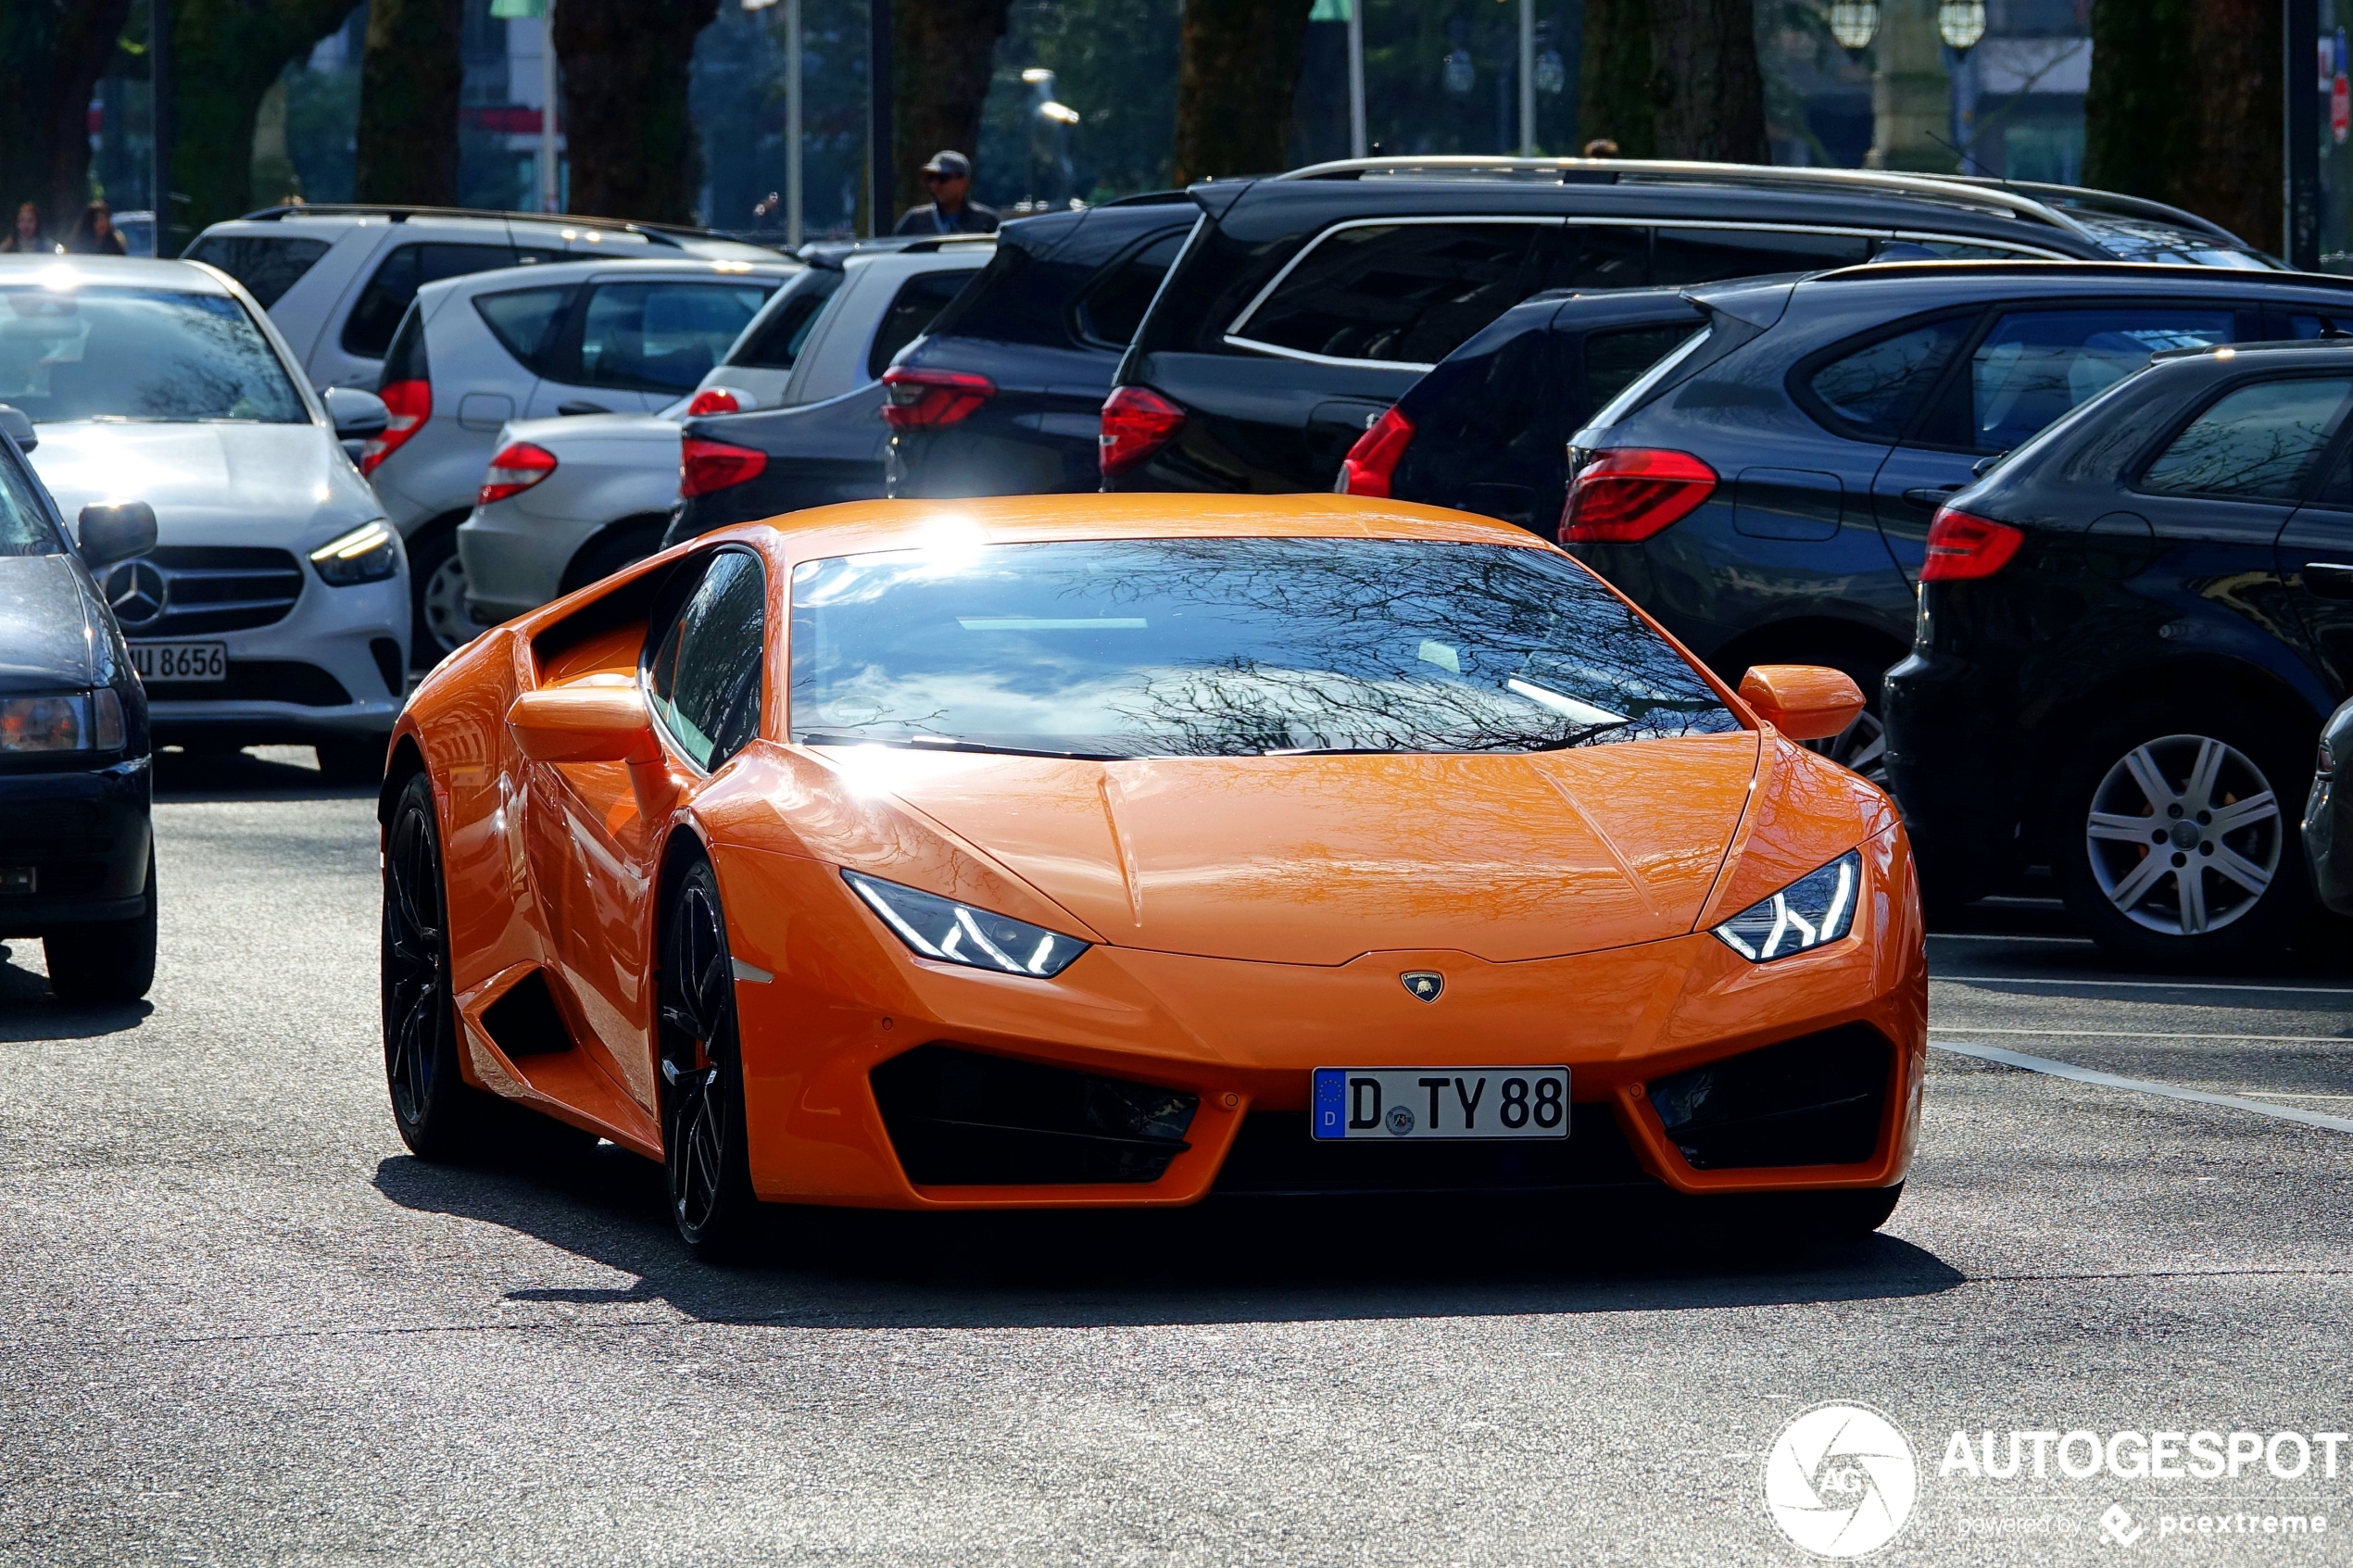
2302, 561, 2353, 599
1901, 485, 1963, 511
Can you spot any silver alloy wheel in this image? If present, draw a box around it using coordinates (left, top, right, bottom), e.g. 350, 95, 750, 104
418, 553, 472, 657
2083, 733, 2282, 936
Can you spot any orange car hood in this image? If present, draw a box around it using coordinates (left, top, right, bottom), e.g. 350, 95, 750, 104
802, 734, 1762, 965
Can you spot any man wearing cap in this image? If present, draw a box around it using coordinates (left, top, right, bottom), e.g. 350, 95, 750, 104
893, 151, 1001, 235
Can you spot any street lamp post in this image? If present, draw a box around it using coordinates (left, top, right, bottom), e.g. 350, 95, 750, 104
1518, 0, 1536, 155
1348, 0, 1366, 158
540, 0, 560, 213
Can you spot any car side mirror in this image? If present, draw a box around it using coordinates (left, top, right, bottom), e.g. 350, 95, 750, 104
77, 501, 158, 571
0, 403, 35, 453
507, 684, 680, 820
1739, 664, 1867, 743
323, 385, 390, 440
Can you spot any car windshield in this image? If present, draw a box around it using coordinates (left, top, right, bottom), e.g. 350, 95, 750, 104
789, 537, 1739, 759
0, 453, 58, 556
0, 284, 307, 424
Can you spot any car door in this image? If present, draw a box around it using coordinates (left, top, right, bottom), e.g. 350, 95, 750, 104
522, 274, 775, 420
1871, 302, 2253, 581
2268, 382, 2353, 696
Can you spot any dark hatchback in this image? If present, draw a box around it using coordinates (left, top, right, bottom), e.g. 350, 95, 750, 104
1552, 262, 2353, 776
0, 409, 158, 1002
883, 195, 1199, 498
1882, 340, 2353, 960
1101, 157, 2277, 496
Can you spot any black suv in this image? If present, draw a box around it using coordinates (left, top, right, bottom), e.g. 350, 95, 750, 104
1883, 340, 2353, 960
1101, 157, 2277, 495
1552, 262, 2353, 776
884, 195, 1199, 498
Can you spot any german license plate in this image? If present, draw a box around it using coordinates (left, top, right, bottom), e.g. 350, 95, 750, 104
129, 642, 226, 682
1311, 1066, 1569, 1140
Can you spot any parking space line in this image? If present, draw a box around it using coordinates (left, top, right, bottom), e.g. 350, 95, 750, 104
1931, 976, 2353, 997
1932, 1041, 2353, 1133
1930, 1027, 2353, 1044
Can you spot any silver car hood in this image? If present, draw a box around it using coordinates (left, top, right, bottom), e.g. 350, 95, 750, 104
25, 420, 384, 549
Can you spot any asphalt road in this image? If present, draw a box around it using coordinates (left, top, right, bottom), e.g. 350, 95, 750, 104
3, 748, 2349, 1566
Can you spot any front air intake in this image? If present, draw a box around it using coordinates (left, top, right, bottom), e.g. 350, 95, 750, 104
1644, 1024, 1892, 1170
871, 1045, 1200, 1185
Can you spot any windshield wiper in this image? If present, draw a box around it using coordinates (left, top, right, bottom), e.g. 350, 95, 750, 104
1259, 721, 1631, 758
798, 732, 1126, 762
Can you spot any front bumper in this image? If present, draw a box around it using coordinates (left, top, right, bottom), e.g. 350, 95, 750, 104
708, 830, 1928, 1210
0, 758, 152, 935
142, 570, 409, 746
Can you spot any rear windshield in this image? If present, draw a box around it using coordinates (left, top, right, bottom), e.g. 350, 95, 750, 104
789, 537, 1735, 759
726, 269, 844, 370
183, 233, 331, 307
0, 286, 305, 423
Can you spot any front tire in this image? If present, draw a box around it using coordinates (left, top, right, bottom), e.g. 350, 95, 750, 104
44, 850, 157, 1004
383, 771, 490, 1157
658, 857, 763, 1261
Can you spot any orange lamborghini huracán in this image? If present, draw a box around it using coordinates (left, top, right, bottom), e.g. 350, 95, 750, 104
378, 495, 1926, 1257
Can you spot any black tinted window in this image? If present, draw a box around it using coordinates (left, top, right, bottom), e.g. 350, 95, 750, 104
1959, 308, 2234, 454
727, 272, 842, 370
341, 243, 522, 358
1240, 222, 1554, 367
1554, 225, 1649, 290
646, 549, 767, 769
1652, 228, 1871, 288
1806, 317, 1973, 441
475, 285, 577, 377
381, 303, 429, 386
578, 281, 771, 393
184, 235, 331, 308
790, 538, 1736, 758
1075, 231, 1186, 346
867, 271, 976, 379
1584, 321, 1704, 409
2142, 377, 2353, 500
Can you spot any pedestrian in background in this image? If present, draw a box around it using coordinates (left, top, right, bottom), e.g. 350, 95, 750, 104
893, 152, 1000, 236
0, 202, 57, 254
67, 202, 126, 256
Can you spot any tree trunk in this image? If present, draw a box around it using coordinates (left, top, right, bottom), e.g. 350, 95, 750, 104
48, 0, 138, 223
0, 0, 138, 240
890, 0, 1012, 225
355, 0, 463, 206
1577, 0, 1655, 157
168, 0, 361, 237
1170, 0, 1315, 187
1648, 0, 1767, 163
2085, 0, 2281, 252
554, 0, 722, 223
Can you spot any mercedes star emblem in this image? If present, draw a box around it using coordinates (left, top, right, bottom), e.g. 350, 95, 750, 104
1401, 971, 1444, 1003
105, 558, 167, 629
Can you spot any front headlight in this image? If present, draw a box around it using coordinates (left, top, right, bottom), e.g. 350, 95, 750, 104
0, 688, 124, 754
1712, 850, 1861, 961
844, 871, 1089, 977
309, 521, 400, 585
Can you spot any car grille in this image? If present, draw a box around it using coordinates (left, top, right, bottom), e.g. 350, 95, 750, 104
1212, 1101, 1653, 1197
105, 546, 306, 637
1644, 1024, 1892, 1170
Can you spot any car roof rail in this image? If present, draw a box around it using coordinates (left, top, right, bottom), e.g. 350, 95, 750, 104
231, 203, 773, 251
1800, 257, 2353, 290
1931, 177, 2251, 248
1276, 156, 2096, 239
2149, 335, 2353, 360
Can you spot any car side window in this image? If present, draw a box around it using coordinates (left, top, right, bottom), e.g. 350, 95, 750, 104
727, 273, 843, 370
1803, 316, 1975, 442
867, 270, 978, 379
475, 284, 579, 378
1940, 307, 2236, 455
1074, 231, 1187, 347
645, 549, 768, 771
0, 452, 60, 557
1551, 225, 1649, 290
1234, 221, 1556, 367
2141, 377, 2353, 501
341, 243, 527, 359
576, 282, 774, 393
1651, 227, 1872, 288
183, 235, 331, 308
1583, 322, 1705, 410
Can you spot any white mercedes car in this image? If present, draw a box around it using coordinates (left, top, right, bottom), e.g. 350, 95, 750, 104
0, 257, 409, 780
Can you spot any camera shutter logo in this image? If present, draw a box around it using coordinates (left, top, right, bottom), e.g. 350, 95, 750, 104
1763, 1402, 1919, 1558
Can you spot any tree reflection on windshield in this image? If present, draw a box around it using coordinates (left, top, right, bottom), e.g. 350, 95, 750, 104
789, 538, 1736, 759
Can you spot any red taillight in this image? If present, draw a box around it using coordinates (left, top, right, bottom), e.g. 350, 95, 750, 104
1559, 447, 1718, 543
360, 379, 430, 476
686, 387, 742, 417
1920, 508, 2024, 581
880, 367, 996, 430
477, 442, 558, 506
679, 437, 767, 498
1098, 385, 1187, 478
1337, 407, 1415, 497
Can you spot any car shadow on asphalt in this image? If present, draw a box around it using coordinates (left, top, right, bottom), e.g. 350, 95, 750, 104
0, 945, 153, 1037
372, 1146, 1965, 1331
151, 745, 378, 805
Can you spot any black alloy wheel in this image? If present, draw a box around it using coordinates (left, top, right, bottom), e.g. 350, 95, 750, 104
658, 857, 762, 1260
44, 849, 157, 1004
383, 771, 486, 1157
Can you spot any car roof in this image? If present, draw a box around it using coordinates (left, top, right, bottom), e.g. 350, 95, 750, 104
219, 203, 780, 255
0, 256, 233, 293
